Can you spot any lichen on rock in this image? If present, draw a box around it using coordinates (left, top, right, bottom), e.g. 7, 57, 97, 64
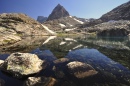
1, 52, 45, 78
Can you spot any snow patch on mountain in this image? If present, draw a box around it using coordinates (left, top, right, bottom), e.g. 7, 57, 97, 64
59, 41, 66, 45
69, 16, 73, 18
73, 18, 84, 24
65, 27, 77, 31
69, 16, 84, 24
67, 23, 73, 26
59, 23, 66, 28
41, 24, 57, 35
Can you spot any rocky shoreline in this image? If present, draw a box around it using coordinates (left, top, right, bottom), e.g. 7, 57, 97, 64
0, 52, 98, 86
0, 13, 55, 47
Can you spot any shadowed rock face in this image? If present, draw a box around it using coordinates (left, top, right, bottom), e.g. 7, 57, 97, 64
47, 4, 70, 21
97, 28, 129, 37
84, 20, 130, 37
100, 1, 130, 21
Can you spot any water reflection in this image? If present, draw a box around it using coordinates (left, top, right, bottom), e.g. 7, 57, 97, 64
66, 48, 130, 85
0, 35, 130, 86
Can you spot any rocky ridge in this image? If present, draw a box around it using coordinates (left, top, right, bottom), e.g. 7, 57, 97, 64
83, 20, 130, 36
0, 13, 50, 36
0, 13, 53, 46
44, 16, 86, 32
100, 1, 130, 21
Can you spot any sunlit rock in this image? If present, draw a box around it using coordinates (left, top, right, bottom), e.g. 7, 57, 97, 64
1, 52, 45, 78
0, 60, 4, 68
53, 58, 70, 65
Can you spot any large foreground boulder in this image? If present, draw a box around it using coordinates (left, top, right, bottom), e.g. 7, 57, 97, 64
24, 77, 57, 86
1, 52, 45, 78
66, 61, 98, 79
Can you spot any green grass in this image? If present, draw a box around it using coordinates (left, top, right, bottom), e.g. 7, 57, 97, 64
57, 32, 82, 37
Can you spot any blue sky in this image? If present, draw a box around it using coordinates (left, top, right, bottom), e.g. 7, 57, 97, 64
0, 0, 129, 20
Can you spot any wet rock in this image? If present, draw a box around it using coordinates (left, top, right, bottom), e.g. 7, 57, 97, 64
24, 76, 57, 86
1, 52, 45, 78
53, 58, 70, 78
56, 80, 77, 86
66, 61, 98, 78
0, 79, 4, 86
52, 66, 65, 78
53, 58, 70, 65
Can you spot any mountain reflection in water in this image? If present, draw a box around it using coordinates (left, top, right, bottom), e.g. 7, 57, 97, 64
0, 36, 130, 86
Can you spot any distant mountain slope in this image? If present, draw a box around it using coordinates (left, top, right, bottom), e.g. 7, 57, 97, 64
100, 1, 130, 21
82, 20, 130, 36
37, 16, 47, 23
44, 16, 87, 32
47, 4, 70, 21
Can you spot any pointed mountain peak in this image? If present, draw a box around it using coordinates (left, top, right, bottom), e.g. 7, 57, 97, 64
57, 4, 62, 7
47, 4, 70, 21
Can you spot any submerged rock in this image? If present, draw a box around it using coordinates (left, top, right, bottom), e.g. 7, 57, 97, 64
0, 79, 4, 86
24, 76, 57, 86
66, 61, 98, 78
53, 58, 70, 65
53, 58, 70, 78
1, 52, 45, 78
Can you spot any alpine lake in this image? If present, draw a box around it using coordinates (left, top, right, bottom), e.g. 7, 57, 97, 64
0, 35, 130, 86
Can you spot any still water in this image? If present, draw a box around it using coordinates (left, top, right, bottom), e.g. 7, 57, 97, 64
0, 35, 130, 86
